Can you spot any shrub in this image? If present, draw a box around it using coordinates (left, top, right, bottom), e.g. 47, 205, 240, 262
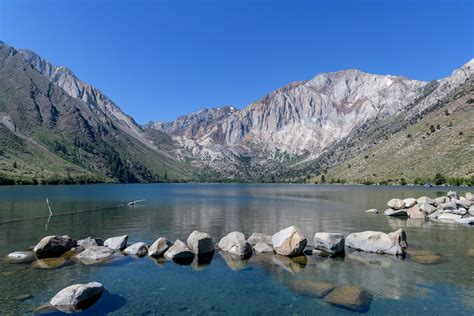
433, 173, 446, 185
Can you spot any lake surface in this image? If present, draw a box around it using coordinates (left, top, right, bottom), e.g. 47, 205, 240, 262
0, 184, 473, 315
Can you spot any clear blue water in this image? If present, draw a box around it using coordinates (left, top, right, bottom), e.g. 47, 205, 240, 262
0, 184, 473, 314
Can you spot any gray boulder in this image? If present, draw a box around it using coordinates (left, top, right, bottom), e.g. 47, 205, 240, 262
148, 237, 172, 258
164, 239, 194, 262
455, 217, 474, 225
50, 282, 104, 312
104, 235, 128, 250
34, 235, 76, 259
451, 208, 467, 215
434, 196, 450, 204
253, 243, 274, 253
387, 198, 405, 210
123, 242, 148, 257
466, 192, 474, 201
417, 196, 436, 205
439, 201, 457, 210
313, 233, 345, 256
447, 191, 459, 200
247, 233, 273, 245
407, 205, 425, 219
403, 198, 417, 208
469, 206, 474, 216
365, 209, 379, 214
187, 231, 214, 255
384, 208, 408, 217
346, 229, 407, 256
76, 246, 115, 265
6, 251, 35, 264
272, 226, 307, 257
218, 232, 252, 258
453, 199, 471, 209
437, 213, 462, 221
419, 203, 437, 215
77, 237, 103, 249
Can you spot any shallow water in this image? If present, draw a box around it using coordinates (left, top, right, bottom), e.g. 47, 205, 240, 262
0, 184, 473, 315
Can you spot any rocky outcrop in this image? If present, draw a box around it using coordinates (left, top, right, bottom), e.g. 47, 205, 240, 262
50, 282, 104, 312
272, 226, 307, 257
346, 229, 407, 256
104, 235, 128, 250
148, 237, 172, 258
186, 231, 214, 255
313, 233, 345, 256
123, 242, 148, 257
218, 232, 252, 258
33, 235, 76, 258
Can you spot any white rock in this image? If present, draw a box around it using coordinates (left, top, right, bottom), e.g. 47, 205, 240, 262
247, 233, 273, 245
76, 246, 115, 264
50, 282, 104, 311
148, 237, 172, 257
417, 196, 436, 205
387, 198, 405, 210
164, 239, 194, 261
384, 208, 408, 217
218, 232, 252, 257
345, 229, 407, 256
313, 233, 345, 256
455, 217, 474, 225
6, 251, 35, 263
186, 231, 214, 255
253, 243, 274, 253
437, 213, 462, 221
469, 206, 474, 216
123, 242, 148, 257
419, 203, 437, 215
466, 192, 474, 201
77, 237, 103, 249
403, 198, 417, 208
434, 196, 450, 204
272, 226, 307, 257
447, 191, 459, 200
104, 235, 128, 250
365, 209, 379, 214
407, 205, 425, 219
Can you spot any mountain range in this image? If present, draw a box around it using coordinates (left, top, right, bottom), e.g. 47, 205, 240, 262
0, 41, 472, 184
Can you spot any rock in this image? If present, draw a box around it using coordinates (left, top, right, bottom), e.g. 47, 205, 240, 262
407, 205, 425, 219
148, 237, 172, 258
324, 285, 372, 312
345, 229, 407, 256
33, 235, 76, 259
384, 208, 407, 217
271, 255, 306, 273
187, 231, 214, 255
453, 199, 471, 209
290, 279, 336, 298
272, 226, 307, 257
387, 198, 405, 210
104, 235, 128, 250
365, 209, 378, 214
447, 191, 459, 200
50, 282, 104, 312
77, 237, 103, 249
403, 198, 417, 208
466, 249, 474, 257
313, 233, 345, 256
218, 232, 252, 258
439, 201, 457, 210
123, 242, 148, 257
437, 213, 462, 222
466, 192, 474, 201
469, 206, 474, 216
32, 257, 68, 269
451, 208, 467, 215
409, 253, 443, 264
455, 217, 474, 225
247, 233, 273, 245
417, 196, 436, 205
5, 251, 35, 264
427, 209, 443, 219
164, 239, 194, 262
76, 246, 115, 265
253, 243, 274, 253
434, 196, 450, 204
419, 203, 437, 215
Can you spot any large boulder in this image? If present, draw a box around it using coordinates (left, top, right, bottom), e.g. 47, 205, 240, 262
6, 251, 35, 264
247, 233, 273, 245
187, 231, 214, 255
218, 232, 252, 258
76, 246, 115, 265
403, 198, 417, 208
345, 229, 407, 256
439, 201, 457, 210
77, 237, 103, 249
104, 235, 128, 250
148, 237, 172, 258
324, 285, 372, 312
272, 226, 307, 257
407, 205, 425, 219
253, 243, 274, 253
384, 208, 407, 217
123, 242, 148, 257
434, 196, 450, 204
437, 213, 462, 221
466, 192, 474, 201
387, 198, 405, 210
34, 235, 76, 258
313, 233, 345, 256
419, 203, 437, 215
447, 191, 459, 200
417, 196, 435, 205
453, 199, 471, 209
164, 239, 194, 262
50, 282, 104, 312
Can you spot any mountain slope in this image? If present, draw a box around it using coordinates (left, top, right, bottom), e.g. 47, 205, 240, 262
0, 42, 191, 183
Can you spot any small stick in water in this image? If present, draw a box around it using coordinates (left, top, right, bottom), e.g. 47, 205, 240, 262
45, 198, 53, 231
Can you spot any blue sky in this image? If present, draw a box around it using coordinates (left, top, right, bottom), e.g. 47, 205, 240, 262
1, 0, 472, 123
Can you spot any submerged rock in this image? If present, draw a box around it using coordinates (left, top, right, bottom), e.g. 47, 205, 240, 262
365, 209, 379, 214
253, 243, 274, 253
384, 208, 408, 217
272, 255, 306, 273
104, 235, 128, 250
50, 282, 104, 312
324, 285, 372, 312
272, 226, 307, 257
313, 233, 345, 256
76, 246, 115, 265
148, 237, 172, 258
290, 279, 336, 298
247, 233, 273, 245
187, 231, 214, 255
5, 251, 35, 264
218, 232, 252, 258
32, 257, 68, 269
164, 239, 194, 263
123, 242, 148, 257
345, 229, 407, 256
387, 198, 405, 210
33, 235, 76, 259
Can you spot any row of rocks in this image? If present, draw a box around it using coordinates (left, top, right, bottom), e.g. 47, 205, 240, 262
367, 191, 474, 225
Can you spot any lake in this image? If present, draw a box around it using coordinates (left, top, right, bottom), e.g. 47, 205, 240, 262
0, 184, 473, 315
